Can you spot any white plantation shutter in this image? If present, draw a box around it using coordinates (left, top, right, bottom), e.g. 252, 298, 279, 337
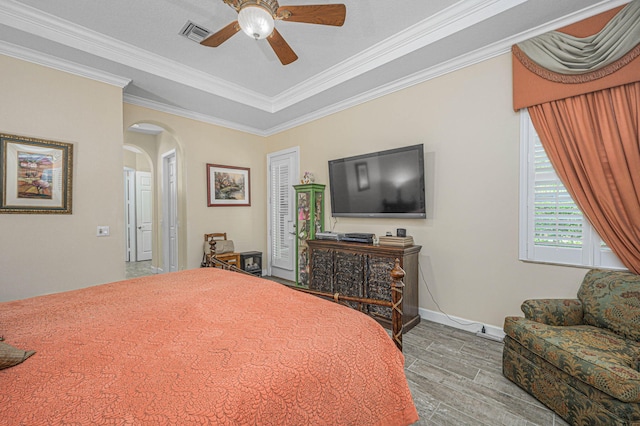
519, 110, 625, 269
533, 137, 583, 249
270, 158, 292, 269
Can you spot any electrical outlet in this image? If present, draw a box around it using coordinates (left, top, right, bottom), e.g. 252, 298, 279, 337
97, 226, 110, 237
476, 325, 504, 342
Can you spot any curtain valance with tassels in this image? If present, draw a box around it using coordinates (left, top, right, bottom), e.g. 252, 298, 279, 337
517, 0, 640, 78
513, 0, 640, 110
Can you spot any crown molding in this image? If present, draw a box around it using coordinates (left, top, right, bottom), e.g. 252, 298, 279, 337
2, 0, 628, 136
266, 43, 511, 136
271, 0, 528, 112
125, 0, 632, 138
0, 0, 272, 112
123, 94, 269, 137
264, 0, 632, 134
128, 123, 164, 135
0, 0, 530, 114
266, 0, 630, 131
0, 40, 131, 88
3, 0, 624, 116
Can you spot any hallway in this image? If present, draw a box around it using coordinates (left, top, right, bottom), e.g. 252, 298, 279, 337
125, 260, 154, 279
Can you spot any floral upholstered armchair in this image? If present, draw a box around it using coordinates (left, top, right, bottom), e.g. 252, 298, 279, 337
503, 269, 640, 425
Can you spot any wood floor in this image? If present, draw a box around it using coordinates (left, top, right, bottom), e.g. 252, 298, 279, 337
404, 320, 568, 425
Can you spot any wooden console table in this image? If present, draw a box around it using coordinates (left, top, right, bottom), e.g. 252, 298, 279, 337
307, 240, 421, 333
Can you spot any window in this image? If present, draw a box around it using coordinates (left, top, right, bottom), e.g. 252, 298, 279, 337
519, 110, 624, 269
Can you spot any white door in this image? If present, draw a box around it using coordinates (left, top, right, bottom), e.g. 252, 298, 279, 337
163, 152, 178, 272
267, 147, 299, 281
135, 171, 153, 261
124, 169, 136, 262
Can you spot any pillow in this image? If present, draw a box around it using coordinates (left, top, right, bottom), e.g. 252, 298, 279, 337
203, 240, 235, 255
0, 341, 35, 370
215, 240, 235, 254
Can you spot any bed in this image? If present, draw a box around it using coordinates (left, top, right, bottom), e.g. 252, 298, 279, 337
0, 268, 418, 425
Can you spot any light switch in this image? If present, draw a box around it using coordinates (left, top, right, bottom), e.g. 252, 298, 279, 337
97, 226, 110, 237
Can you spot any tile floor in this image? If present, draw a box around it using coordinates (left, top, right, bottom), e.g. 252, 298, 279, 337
404, 320, 567, 425
125, 260, 155, 279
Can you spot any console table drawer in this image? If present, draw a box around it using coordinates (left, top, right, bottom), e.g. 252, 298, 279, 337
307, 240, 421, 333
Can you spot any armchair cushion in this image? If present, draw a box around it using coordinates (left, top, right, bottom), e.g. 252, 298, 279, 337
503, 336, 640, 423
578, 269, 640, 342
504, 316, 640, 402
521, 298, 583, 326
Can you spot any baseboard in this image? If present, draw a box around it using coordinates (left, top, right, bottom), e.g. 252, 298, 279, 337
418, 307, 505, 341
151, 266, 163, 274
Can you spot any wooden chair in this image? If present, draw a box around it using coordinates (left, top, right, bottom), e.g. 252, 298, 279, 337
204, 233, 241, 269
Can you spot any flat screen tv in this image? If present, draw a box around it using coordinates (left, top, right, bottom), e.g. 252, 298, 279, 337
328, 144, 426, 219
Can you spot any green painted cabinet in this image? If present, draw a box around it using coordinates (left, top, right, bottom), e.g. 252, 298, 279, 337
294, 183, 325, 287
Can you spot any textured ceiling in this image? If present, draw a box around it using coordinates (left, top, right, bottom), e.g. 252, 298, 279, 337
0, 0, 629, 135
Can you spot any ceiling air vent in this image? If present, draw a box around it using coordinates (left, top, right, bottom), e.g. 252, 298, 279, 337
180, 21, 211, 43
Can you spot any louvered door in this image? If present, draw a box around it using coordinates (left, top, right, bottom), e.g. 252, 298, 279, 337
268, 149, 298, 280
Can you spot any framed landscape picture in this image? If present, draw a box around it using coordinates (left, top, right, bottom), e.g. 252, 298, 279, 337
206, 163, 251, 207
0, 133, 73, 214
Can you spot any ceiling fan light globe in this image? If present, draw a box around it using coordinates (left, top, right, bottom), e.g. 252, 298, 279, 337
238, 5, 275, 40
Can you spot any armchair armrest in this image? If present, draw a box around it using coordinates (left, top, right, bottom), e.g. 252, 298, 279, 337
521, 299, 584, 326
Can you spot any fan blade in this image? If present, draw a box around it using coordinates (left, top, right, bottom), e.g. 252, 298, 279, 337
277, 4, 346, 26
267, 28, 298, 65
200, 21, 240, 47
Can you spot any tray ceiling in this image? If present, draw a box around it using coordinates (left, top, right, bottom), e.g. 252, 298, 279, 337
0, 0, 628, 135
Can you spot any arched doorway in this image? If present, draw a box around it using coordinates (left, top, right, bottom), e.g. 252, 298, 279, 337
123, 122, 182, 277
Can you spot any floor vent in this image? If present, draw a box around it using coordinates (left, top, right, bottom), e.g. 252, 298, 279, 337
180, 21, 211, 43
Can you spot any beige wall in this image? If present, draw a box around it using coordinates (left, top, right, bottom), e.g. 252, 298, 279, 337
123, 104, 268, 272
266, 53, 588, 329
125, 131, 158, 167
123, 148, 151, 172
123, 149, 137, 170
0, 55, 125, 301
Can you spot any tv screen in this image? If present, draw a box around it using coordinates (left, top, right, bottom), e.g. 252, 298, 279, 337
328, 144, 426, 218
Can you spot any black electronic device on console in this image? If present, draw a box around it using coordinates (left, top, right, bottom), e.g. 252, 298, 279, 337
342, 233, 375, 244
344, 233, 375, 239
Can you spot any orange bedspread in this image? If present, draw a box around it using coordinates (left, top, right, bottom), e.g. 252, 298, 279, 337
0, 268, 418, 425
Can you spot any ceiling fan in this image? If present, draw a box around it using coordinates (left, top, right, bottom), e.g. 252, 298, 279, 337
200, 0, 346, 65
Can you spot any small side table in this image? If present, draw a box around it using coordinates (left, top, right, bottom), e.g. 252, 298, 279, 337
240, 251, 262, 276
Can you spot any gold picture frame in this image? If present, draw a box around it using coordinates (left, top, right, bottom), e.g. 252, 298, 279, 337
0, 133, 73, 214
206, 163, 251, 207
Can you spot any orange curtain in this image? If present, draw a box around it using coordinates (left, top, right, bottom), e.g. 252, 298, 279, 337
528, 82, 640, 273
